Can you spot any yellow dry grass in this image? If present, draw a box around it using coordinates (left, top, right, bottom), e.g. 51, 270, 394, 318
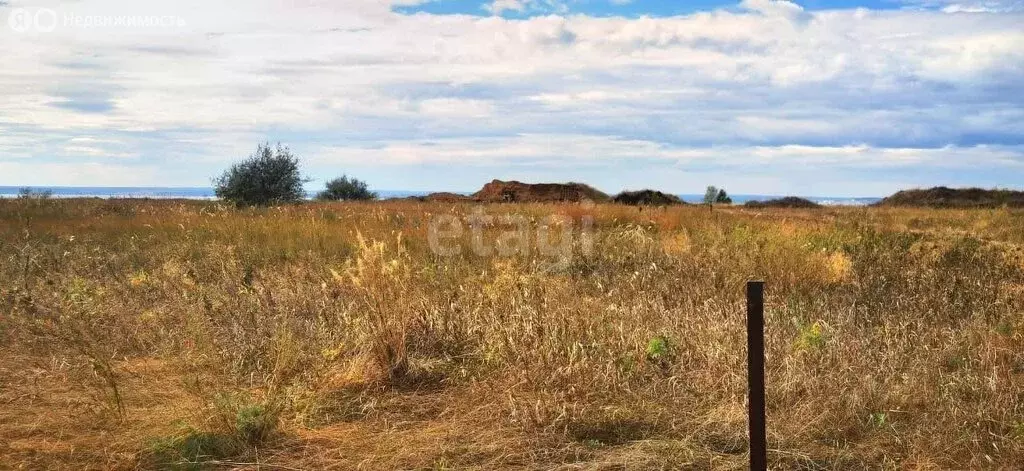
1, 198, 1022, 469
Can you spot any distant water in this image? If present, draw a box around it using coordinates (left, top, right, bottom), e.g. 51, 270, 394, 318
0, 186, 218, 199
0, 187, 880, 206
677, 194, 881, 206
0, 187, 430, 201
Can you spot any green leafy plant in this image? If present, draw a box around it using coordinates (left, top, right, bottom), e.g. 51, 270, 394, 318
645, 335, 673, 368
793, 318, 827, 351
867, 411, 888, 428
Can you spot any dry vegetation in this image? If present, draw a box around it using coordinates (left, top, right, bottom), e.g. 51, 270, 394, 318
1, 198, 1023, 470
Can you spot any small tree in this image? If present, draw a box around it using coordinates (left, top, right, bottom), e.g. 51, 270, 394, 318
214, 142, 308, 207
716, 189, 732, 204
317, 175, 377, 201
703, 185, 733, 205
703, 186, 720, 204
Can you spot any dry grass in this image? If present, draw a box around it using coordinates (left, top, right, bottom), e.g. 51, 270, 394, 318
1, 198, 1022, 469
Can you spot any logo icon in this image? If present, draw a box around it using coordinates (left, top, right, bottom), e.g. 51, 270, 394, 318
7, 7, 57, 33
7, 8, 30, 32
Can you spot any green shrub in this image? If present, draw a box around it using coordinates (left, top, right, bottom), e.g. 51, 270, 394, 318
146, 397, 280, 469
209, 393, 282, 445
317, 175, 377, 201
213, 142, 308, 207
148, 427, 238, 470
234, 402, 280, 445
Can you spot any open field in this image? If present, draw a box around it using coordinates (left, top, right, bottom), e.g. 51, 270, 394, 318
1, 198, 1023, 469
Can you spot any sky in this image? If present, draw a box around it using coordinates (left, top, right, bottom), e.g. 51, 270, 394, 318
0, 0, 1022, 196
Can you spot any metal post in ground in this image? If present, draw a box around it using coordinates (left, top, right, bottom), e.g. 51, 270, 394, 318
746, 280, 767, 471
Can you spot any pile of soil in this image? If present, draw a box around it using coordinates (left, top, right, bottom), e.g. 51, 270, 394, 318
877, 187, 1024, 208
422, 192, 474, 202
401, 192, 473, 202
745, 196, 822, 208
612, 190, 685, 206
473, 180, 610, 203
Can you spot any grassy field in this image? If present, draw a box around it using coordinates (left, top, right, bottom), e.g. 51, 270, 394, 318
1, 198, 1022, 469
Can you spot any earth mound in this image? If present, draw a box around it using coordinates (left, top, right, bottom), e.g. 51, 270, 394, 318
423, 192, 474, 202
745, 196, 822, 209
613, 190, 684, 206
877, 187, 1024, 208
473, 180, 610, 203
402, 192, 473, 202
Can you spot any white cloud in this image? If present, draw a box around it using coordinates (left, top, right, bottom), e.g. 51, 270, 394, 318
0, 161, 164, 186
739, 0, 805, 18
484, 0, 568, 15
485, 0, 527, 15
0, 0, 1021, 191
901, 0, 1024, 13
311, 134, 1023, 170
418, 98, 495, 117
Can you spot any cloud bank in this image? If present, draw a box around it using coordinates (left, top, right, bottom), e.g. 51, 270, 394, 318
0, 0, 1021, 195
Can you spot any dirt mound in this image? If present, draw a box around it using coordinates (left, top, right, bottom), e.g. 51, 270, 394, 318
423, 192, 474, 203
745, 196, 822, 209
402, 192, 473, 202
473, 180, 609, 203
613, 190, 684, 206
877, 187, 1024, 208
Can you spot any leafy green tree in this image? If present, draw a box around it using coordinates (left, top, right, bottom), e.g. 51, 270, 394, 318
716, 189, 732, 204
317, 175, 378, 201
214, 143, 308, 207
703, 185, 732, 204
703, 186, 719, 204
